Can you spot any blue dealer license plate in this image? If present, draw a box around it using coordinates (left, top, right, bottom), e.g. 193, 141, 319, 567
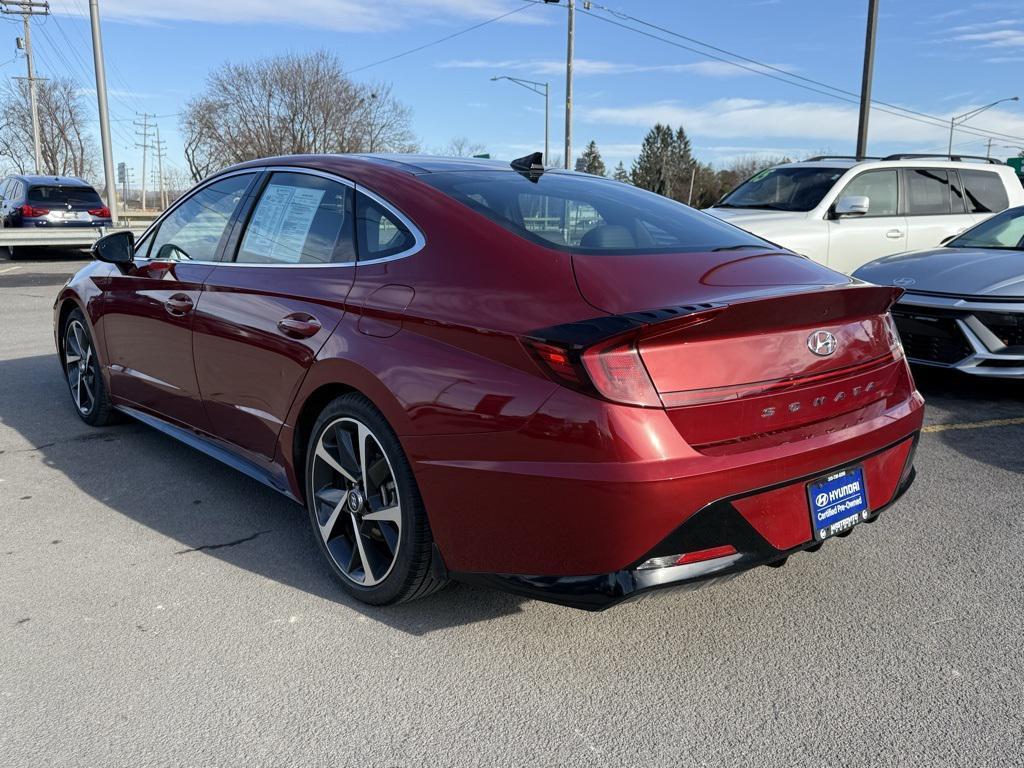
807, 467, 868, 541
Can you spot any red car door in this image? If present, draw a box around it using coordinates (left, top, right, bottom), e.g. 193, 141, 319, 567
99, 172, 257, 429
192, 170, 358, 460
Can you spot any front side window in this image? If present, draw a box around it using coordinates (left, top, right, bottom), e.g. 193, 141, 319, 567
960, 170, 1009, 214
237, 173, 356, 265
147, 174, 254, 262
356, 191, 416, 260
423, 170, 770, 254
718, 166, 846, 212
949, 207, 1024, 249
838, 170, 898, 217
906, 169, 953, 215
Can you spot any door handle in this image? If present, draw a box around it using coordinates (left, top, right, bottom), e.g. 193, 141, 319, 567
164, 293, 194, 316
277, 313, 322, 339
886, 229, 904, 239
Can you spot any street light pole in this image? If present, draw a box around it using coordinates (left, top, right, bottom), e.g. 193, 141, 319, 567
491, 75, 550, 166
89, 0, 118, 222
855, 0, 879, 160
948, 96, 1019, 154
564, 0, 574, 169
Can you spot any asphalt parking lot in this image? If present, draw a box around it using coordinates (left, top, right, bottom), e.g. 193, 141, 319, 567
1, 254, 1022, 768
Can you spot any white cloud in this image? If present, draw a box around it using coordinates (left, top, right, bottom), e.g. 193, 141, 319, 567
438, 57, 793, 77
49, 0, 544, 31
954, 28, 1024, 47
578, 98, 1024, 147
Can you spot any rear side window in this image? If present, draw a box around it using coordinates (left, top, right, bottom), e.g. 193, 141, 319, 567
960, 170, 1009, 214
422, 170, 770, 254
838, 170, 898, 217
237, 173, 356, 265
355, 191, 416, 260
27, 185, 103, 207
906, 169, 954, 215
147, 174, 253, 262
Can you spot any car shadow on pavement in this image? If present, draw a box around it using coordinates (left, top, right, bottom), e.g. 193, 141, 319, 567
1, 247, 92, 263
0, 353, 527, 635
912, 366, 1024, 475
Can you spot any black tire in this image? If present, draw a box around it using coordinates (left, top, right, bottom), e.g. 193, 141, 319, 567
305, 393, 447, 606
61, 307, 118, 426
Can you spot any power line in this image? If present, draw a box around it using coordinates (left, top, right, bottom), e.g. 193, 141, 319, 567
344, 2, 536, 75
578, 2, 1024, 145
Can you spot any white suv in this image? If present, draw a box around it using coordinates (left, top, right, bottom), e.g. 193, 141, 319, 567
705, 154, 1024, 274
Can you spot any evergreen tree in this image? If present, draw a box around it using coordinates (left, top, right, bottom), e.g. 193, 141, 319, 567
577, 140, 606, 176
631, 123, 675, 196
631, 123, 696, 201
612, 161, 630, 183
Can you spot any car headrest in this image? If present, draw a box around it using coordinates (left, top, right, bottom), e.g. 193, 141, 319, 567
579, 224, 636, 250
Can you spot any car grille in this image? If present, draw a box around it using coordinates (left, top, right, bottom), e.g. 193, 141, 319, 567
891, 309, 973, 365
973, 311, 1024, 349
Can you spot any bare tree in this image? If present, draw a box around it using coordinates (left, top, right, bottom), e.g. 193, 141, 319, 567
179, 50, 417, 181
440, 137, 487, 157
0, 78, 97, 179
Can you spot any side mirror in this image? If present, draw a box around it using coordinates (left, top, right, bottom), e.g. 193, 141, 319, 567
92, 230, 135, 265
833, 195, 870, 217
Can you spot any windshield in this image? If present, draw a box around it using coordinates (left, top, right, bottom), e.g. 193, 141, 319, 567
420, 170, 772, 254
718, 166, 845, 212
949, 206, 1024, 250
27, 185, 103, 207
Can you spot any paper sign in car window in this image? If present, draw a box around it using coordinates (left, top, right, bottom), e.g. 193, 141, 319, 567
243, 184, 326, 263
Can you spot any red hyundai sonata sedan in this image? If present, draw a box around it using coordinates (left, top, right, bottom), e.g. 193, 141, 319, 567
54, 153, 924, 609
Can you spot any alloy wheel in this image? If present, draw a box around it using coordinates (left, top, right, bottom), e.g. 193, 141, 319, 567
310, 417, 402, 587
64, 319, 97, 415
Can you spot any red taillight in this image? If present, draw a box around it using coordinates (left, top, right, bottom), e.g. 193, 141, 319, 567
20, 204, 49, 217
581, 338, 661, 407
524, 335, 661, 408
88, 207, 110, 218
523, 339, 585, 386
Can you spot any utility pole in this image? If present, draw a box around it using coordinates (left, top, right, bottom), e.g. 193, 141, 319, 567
1, 1, 49, 174
563, 0, 575, 170
89, 0, 118, 221
134, 112, 154, 212
987, 137, 993, 159
153, 124, 167, 209
855, 0, 879, 160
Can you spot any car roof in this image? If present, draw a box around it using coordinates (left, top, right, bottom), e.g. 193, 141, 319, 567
350, 154, 528, 174
776, 156, 1013, 172
7, 174, 94, 187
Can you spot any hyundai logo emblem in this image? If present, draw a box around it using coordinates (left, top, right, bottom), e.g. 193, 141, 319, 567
893, 277, 916, 286
807, 330, 838, 357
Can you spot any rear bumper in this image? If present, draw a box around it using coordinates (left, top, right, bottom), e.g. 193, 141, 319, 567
452, 435, 918, 610
894, 294, 1024, 378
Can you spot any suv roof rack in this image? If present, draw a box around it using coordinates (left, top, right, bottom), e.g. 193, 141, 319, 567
803, 155, 881, 162
881, 153, 1003, 164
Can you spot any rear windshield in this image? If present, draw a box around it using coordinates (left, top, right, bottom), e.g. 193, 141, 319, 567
718, 166, 846, 212
420, 170, 770, 254
27, 185, 103, 207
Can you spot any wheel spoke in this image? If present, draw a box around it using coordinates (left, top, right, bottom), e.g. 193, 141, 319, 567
350, 514, 378, 586
357, 423, 371, 487
315, 441, 357, 484
333, 424, 361, 480
363, 503, 400, 525
317, 488, 349, 543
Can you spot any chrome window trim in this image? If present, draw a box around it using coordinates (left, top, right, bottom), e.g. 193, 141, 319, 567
134, 165, 425, 269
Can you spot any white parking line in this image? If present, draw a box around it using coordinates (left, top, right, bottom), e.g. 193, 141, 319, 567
0, 266, 20, 274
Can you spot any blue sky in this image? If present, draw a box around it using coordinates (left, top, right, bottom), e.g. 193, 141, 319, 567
15, 0, 1024, 182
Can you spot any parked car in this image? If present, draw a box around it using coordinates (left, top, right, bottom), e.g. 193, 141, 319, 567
854, 205, 1024, 377
706, 154, 1024, 274
1, 174, 113, 258
53, 153, 923, 610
